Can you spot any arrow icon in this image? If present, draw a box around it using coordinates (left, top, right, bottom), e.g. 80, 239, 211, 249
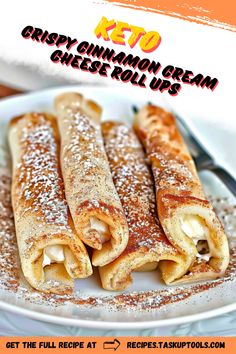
103, 339, 120, 350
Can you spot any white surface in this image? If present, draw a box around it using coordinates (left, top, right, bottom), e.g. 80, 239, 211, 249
0, 86, 235, 334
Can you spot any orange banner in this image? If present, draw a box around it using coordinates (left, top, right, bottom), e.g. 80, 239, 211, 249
105, 0, 236, 32
0, 337, 235, 353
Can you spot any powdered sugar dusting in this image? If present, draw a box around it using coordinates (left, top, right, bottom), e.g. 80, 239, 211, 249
134, 106, 205, 198
0, 118, 235, 315
102, 121, 175, 255
209, 196, 236, 249
14, 114, 70, 229
0, 160, 20, 292
61, 110, 121, 206
0, 143, 235, 312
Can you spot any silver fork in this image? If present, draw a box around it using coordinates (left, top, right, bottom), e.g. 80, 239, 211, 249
132, 105, 236, 197
174, 113, 236, 197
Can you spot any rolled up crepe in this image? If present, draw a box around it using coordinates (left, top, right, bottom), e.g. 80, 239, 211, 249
99, 122, 188, 290
54, 93, 129, 266
8, 113, 92, 294
133, 105, 229, 283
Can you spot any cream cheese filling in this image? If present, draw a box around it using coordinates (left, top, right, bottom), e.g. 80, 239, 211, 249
180, 215, 211, 261
42, 245, 65, 267
89, 216, 111, 243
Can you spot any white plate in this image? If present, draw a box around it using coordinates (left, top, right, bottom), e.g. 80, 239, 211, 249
0, 85, 235, 329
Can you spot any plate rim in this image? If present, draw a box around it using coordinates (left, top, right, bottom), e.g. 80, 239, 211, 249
0, 299, 236, 329
0, 84, 235, 329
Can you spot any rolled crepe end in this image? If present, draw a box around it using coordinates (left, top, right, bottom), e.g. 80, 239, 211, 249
73, 202, 129, 266
160, 256, 193, 284
99, 253, 149, 291
92, 229, 128, 267
99, 250, 187, 291
21, 251, 74, 295
75, 213, 112, 250
21, 240, 93, 294
27, 263, 74, 295
158, 194, 230, 280
54, 92, 102, 123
